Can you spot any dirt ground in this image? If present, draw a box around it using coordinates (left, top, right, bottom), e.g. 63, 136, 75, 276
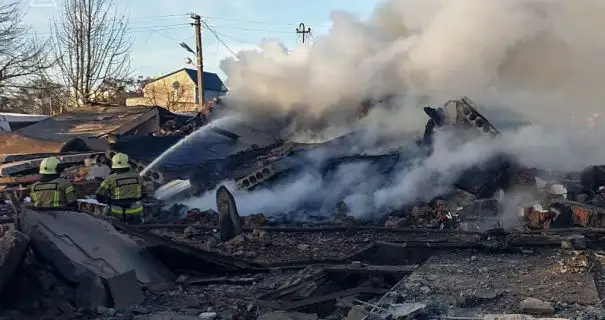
397, 248, 602, 318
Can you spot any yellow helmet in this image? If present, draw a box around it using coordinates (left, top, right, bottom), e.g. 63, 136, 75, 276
111, 153, 130, 169
39, 156, 60, 175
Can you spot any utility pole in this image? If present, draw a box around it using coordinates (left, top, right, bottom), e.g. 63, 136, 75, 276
296, 23, 311, 44
191, 13, 204, 113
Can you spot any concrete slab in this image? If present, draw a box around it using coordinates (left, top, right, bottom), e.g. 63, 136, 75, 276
20, 208, 174, 305
0, 229, 30, 293
105, 270, 144, 308
74, 274, 109, 307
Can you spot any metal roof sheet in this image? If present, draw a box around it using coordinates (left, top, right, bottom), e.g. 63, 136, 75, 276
16, 105, 156, 142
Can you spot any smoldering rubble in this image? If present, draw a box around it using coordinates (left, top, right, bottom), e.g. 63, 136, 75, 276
1, 95, 605, 320
5, 0, 605, 319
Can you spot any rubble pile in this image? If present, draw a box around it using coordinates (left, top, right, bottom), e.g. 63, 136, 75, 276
394, 249, 600, 318
153, 118, 202, 137
5, 98, 605, 319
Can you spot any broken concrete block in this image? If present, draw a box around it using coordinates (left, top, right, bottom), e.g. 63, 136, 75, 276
345, 308, 365, 320
105, 270, 144, 309
484, 315, 569, 320
134, 311, 200, 320
198, 312, 217, 319
519, 298, 555, 316
216, 186, 242, 241
0, 229, 30, 294
561, 235, 586, 250
388, 303, 427, 318
19, 208, 173, 308
258, 311, 319, 320
75, 273, 109, 308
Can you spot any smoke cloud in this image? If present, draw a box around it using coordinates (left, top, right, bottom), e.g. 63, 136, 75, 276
221, 0, 605, 130
180, 0, 605, 219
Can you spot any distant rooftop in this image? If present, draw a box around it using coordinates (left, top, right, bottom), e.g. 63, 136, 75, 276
153, 68, 227, 92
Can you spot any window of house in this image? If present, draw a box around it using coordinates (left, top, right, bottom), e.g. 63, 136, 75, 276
172, 81, 180, 100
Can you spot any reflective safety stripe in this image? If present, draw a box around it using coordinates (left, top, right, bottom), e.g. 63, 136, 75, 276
52, 190, 59, 207
111, 206, 143, 215
31, 180, 73, 209
32, 190, 61, 207
112, 178, 141, 200
110, 201, 143, 215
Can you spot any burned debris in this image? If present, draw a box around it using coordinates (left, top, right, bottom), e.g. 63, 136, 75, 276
1, 98, 605, 319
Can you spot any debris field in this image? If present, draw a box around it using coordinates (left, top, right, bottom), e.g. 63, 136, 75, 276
1, 98, 605, 320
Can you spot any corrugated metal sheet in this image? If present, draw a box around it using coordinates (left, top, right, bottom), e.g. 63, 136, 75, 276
16, 104, 157, 142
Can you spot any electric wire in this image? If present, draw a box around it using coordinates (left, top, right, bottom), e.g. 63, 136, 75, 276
202, 21, 238, 58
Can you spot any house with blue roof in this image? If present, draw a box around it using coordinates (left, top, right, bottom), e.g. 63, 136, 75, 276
126, 68, 228, 112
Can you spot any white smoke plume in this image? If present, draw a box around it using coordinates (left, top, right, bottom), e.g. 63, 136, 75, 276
221, 0, 605, 131
180, 0, 605, 218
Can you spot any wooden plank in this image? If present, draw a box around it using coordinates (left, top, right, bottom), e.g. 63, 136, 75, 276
0, 152, 103, 176
185, 276, 259, 286
280, 287, 387, 311
257, 271, 328, 301
325, 264, 419, 274
0, 174, 40, 186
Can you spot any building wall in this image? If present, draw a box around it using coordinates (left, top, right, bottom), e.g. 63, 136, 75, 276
125, 69, 226, 112
126, 70, 197, 112
125, 97, 147, 107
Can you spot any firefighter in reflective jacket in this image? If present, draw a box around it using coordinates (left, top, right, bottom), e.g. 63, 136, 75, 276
96, 153, 146, 224
30, 157, 77, 210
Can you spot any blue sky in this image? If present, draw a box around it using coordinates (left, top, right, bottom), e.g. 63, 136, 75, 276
24, 0, 381, 81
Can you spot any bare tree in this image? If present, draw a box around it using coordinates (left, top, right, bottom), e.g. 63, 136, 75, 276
7, 76, 70, 115
51, 0, 132, 106
95, 76, 145, 105
0, 1, 52, 94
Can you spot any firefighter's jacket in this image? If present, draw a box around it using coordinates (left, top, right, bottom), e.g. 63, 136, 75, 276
30, 177, 77, 209
96, 171, 145, 215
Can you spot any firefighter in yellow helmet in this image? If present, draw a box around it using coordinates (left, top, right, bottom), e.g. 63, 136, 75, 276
30, 157, 77, 210
95, 153, 146, 224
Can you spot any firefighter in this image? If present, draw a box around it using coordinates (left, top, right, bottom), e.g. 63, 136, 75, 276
95, 153, 146, 224
30, 156, 77, 210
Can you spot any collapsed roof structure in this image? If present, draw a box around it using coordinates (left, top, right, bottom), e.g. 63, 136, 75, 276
2, 97, 605, 319
152, 97, 535, 221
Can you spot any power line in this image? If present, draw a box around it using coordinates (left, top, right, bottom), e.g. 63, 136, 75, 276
28, 25, 189, 36
128, 14, 189, 21
129, 23, 188, 30
202, 22, 238, 58
210, 26, 292, 34
213, 32, 259, 47
152, 29, 183, 42
203, 16, 297, 27
27, 23, 297, 36
202, 15, 331, 29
